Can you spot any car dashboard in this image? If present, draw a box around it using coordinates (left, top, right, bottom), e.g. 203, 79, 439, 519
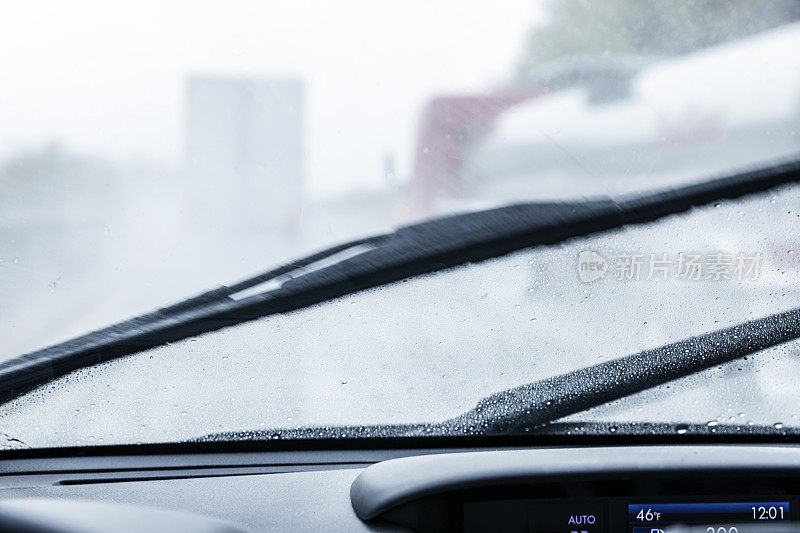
1, 444, 799, 532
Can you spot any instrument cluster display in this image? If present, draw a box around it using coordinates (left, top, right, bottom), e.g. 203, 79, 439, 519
628, 502, 791, 533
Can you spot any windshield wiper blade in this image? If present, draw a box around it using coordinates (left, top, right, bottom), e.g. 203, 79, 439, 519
199, 306, 800, 442
2, 156, 800, 405
448, 306, 800, 434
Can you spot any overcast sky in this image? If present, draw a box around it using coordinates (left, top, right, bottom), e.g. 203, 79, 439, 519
0, 1, 544, 197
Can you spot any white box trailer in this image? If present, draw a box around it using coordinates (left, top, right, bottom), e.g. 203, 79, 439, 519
185, 76, 305, 230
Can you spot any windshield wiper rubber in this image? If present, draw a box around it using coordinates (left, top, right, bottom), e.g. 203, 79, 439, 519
2, 156, 800, 404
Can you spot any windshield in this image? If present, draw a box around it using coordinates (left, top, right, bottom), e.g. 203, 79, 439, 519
2, 1, 800, 449
3, 184, 800, 447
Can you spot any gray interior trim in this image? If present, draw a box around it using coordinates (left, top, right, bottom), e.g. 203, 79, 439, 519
0, 447, 505, 477
0, 498, 250, 533
350, 445, 800, 520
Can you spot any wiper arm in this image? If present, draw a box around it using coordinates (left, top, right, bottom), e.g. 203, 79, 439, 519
2, 157, 800, 405
448, 306, 800, 433
199, 306, 800, 442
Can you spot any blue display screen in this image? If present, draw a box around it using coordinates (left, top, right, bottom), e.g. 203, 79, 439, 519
628, 502, 790, 532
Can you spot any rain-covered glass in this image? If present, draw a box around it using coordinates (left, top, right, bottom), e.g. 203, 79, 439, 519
2, 1, 800, 447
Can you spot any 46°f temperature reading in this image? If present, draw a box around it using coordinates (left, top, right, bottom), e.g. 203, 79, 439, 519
636, 508, 661, 521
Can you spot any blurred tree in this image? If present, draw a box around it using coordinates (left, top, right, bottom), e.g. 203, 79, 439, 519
517, 0, 800, 81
